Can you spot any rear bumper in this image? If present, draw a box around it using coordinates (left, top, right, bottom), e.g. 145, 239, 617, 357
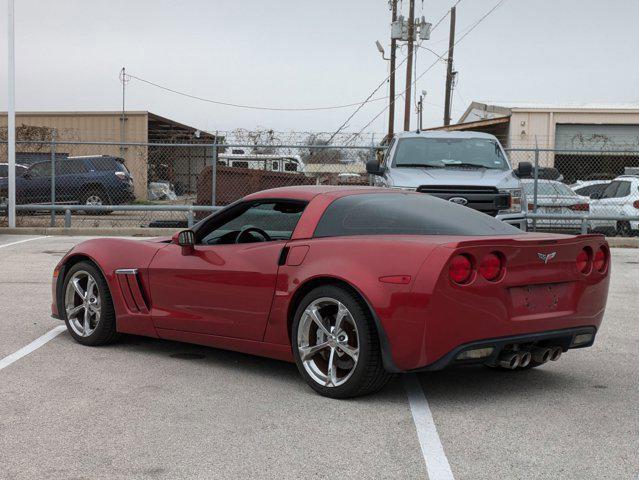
496, 213, 526, 230
411, 326, 597, 372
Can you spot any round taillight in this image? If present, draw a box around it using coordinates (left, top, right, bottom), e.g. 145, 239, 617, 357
576, 248, 591, 274
594, 246, 608, 273
449, 254, 473, 284
479, 252, 503, 281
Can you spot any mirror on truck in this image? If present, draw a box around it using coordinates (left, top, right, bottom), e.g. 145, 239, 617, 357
516, 162, 533, 177
366, 159, 385, 176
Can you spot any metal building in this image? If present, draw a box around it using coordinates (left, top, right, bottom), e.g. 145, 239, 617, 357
0, 111, 220, 199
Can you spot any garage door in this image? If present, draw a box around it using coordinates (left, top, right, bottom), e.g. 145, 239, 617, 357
555, 124, 639, 150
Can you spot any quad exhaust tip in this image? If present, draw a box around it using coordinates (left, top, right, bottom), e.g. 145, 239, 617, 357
497, 349, 554, 369
549, 346, 562, 361
518, 351, 532, 368
498, 352, 521, 369
532, 347, 552, 364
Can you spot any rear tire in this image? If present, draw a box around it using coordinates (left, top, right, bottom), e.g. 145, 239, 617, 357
62, 261, 119, 346
292, 284, 391, 398
80, 187, 112, 215
617, 221, 631, 237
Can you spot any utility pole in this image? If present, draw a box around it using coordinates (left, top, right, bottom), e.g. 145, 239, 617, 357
387, 0, 397, 140
443, 5, 456, 126
403, 0, 415, 131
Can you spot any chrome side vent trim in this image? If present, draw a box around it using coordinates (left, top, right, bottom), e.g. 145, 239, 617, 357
115, 269, 149, 313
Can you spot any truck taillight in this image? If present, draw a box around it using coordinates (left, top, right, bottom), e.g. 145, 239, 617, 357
594, 246, 609, 273
449, 254, 473, 284
576, 247, 592, 274
569, 203, 589, 211
479, 252, 504, 281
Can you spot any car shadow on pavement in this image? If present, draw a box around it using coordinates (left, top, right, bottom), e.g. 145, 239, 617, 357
415, 364, 593, 404
98, 334, 407, 403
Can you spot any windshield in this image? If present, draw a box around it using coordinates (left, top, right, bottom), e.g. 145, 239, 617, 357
393, 137, 509, 170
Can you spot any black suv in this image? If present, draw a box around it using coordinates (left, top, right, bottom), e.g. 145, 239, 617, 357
0, 156, 135, 209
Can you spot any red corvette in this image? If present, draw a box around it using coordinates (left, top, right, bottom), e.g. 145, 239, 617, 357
52, 186, 610, 398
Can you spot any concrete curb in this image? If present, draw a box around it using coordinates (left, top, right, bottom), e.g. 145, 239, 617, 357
607, 237, 639, 248
0, 227, 638, 247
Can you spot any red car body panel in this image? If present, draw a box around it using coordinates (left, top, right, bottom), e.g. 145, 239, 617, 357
52, 187, 610, 372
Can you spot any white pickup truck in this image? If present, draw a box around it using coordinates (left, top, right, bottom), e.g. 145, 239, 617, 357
366, 131, 532, 230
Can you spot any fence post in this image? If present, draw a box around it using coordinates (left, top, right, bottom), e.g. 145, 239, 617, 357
211, 144, 217, 207
187, 208, 194, 228
50, 130, 57, 227
369, 133, 376, 186
581, 217, 588, 235
532, 144, 540, 232
64, 209, 71, 228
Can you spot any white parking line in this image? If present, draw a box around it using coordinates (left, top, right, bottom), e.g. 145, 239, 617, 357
403, 374, 455, 480
0, 326, 66, 371
0, 235, 50, 249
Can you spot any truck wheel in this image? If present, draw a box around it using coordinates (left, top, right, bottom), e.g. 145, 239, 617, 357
292, 284, 391, 398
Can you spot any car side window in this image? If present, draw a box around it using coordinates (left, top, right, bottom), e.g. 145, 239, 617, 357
601, 181, 619, 199
57, 160, 88, 175
198, 200, 306, 245
617, 181, 631, 197
381, 139, 395, 167
29, 163, 51, 178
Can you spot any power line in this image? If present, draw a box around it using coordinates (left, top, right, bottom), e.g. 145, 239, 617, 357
328, 0, 463, 142
124, 73, 390, 112
350, 0, 508, 140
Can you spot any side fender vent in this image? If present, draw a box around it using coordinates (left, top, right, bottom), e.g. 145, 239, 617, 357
115, 269, 149, 314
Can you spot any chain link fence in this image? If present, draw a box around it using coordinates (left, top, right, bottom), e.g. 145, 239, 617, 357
507, 148, 639, 236
0, 139, 378, 229
1, 138, 638, 236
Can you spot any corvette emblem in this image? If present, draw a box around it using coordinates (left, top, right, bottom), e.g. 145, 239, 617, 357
537, 252, 557, 264
449, 197, 468, 206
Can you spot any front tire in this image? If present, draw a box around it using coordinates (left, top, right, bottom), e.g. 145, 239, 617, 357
292, 285, 391, 398
62, 261, 118, 346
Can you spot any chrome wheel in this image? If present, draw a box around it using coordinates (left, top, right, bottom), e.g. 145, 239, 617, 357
297, 297, 359, 388
85, 195, 103, 206
64, 270, 101, 337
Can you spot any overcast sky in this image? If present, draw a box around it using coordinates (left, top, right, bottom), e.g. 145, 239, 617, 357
1, 0, 638, 135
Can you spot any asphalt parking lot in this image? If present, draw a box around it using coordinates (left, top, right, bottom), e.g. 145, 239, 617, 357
0, 235, 637, 480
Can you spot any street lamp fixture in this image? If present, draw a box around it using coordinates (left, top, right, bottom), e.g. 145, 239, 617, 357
375, 40, 389, 61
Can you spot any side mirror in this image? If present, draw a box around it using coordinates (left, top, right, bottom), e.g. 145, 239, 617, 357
366, 159, 385, 176
173, 229, 195, 254
516, 162, 533, 177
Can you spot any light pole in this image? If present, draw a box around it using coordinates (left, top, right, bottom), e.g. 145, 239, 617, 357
417, 90, 426, 132
6, 0, 16, 228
